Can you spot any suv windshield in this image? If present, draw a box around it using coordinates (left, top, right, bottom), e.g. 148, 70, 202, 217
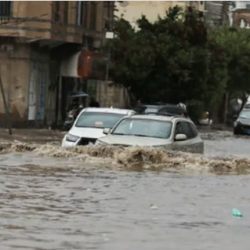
239, 110, 250, 119
112, 118, 172, 139
75, 112, 125, 128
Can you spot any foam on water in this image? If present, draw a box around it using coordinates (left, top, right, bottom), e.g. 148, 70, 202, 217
0, 141, 249, 173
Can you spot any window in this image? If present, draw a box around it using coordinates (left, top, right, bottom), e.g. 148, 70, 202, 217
89, 2, 97, 30
54, 1, 60, 22
76, 1, 88, 27
76, 1, 83, 25
64, 1, 68, 24
75, 112, 124, 129
83, 2, 88, 27
188, 123, 198, 138
239, 110, 250, 119
104, 1, 113, 19
112, 118, 173, 139
165, 107, 184, 115
175, 122, 194, 139
145, 107, 159, 113
0, 1, 11, 17
104, 1, 114, 30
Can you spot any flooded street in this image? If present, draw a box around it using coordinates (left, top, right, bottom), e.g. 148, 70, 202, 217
0, 130, 250, 250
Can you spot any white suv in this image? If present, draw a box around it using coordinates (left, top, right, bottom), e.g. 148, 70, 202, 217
62, 108, 135, 148
95, 114, 204, 154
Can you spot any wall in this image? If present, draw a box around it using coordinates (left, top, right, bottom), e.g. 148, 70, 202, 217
0, 1, 106, 45
0, 41, 31, 123
0, 38, 55, 126
95, 81, 130, 108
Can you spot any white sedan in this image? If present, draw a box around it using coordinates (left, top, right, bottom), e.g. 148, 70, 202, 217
62, 108, 135, 148
95, 114, 204, 154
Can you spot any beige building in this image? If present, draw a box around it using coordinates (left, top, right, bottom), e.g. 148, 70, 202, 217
0, 1, 118, 127
115, 1, 190, 26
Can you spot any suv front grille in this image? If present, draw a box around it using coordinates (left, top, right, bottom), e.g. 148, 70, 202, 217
77, 138, 96, 146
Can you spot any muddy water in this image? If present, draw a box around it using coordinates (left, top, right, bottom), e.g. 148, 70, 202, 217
0, 131, 250, 249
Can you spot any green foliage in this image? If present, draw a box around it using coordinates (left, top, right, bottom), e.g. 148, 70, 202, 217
212, 27, 250, 96
104, 6, 248, 114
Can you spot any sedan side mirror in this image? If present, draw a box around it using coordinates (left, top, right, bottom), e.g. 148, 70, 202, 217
103, 128, 110, 135
175, 134, 187, 141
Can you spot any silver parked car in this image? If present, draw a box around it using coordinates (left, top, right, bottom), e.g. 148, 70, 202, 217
233, 108, 250, 135
95, 114, 204, 154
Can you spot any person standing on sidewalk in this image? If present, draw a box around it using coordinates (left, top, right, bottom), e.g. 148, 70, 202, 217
89, 97, 100, 108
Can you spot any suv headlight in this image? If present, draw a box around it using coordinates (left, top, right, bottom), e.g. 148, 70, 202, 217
234, 121, 240, 127
66, 134, 79, 142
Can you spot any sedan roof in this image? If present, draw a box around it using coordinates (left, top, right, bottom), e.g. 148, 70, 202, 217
128, 114, 174, 121
83, 108, 134, 115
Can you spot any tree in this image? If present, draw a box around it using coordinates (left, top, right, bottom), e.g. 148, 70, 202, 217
105, 7, 228, 118
213, 27, 250, 109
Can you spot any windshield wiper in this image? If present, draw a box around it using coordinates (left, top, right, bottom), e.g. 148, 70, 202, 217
132, 134, 149, 137
112, 133, 127, 136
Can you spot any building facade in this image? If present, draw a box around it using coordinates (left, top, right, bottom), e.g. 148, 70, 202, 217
0, 1, 118, 127
115, 1, 189, 26
230, 1, 250, 28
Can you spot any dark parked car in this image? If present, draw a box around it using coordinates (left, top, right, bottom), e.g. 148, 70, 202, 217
233, 109, 250, 135
134, 104, 189, 118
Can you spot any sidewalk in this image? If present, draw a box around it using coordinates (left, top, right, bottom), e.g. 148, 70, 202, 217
0, 129, 66, 144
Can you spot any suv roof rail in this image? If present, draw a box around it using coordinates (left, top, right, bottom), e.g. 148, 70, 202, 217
143, 112, 181, 117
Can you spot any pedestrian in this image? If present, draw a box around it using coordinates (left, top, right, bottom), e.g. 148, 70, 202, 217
74, 103, 84, 120
89, 97, 100, 107
68, 98, 78, 111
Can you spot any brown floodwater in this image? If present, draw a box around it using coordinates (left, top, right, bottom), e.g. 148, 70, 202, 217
0, 130, 249, 250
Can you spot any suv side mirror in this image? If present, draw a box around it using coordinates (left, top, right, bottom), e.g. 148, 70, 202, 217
103, 128, 110, 135
233, 115, 238, 120
175, 134, 187, 141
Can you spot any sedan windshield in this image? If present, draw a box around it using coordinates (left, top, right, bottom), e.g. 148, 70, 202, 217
75, 112, 124, 128
112, 118, 172, 139
239, 110, 250, 119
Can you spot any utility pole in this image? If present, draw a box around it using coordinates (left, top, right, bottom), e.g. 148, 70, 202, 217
102, 2, 115, 106
104, 41, 111, 107
0, 74, 12, 135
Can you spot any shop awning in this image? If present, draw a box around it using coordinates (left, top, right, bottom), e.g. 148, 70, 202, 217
60, 51, 107, 79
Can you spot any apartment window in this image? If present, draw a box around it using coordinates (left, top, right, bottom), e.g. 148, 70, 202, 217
64, 1, 68, 24
54, 1, 60, 22
76, 1, 83, 25
104, 1, 114, 20
83, 2, 88, 27
89, 2, 97, 30
76, 1, 88, 27
104, 1, 114, 30
0, 1, 11, 17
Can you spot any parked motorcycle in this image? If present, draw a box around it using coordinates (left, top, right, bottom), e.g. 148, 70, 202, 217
63, 104, 85, 131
